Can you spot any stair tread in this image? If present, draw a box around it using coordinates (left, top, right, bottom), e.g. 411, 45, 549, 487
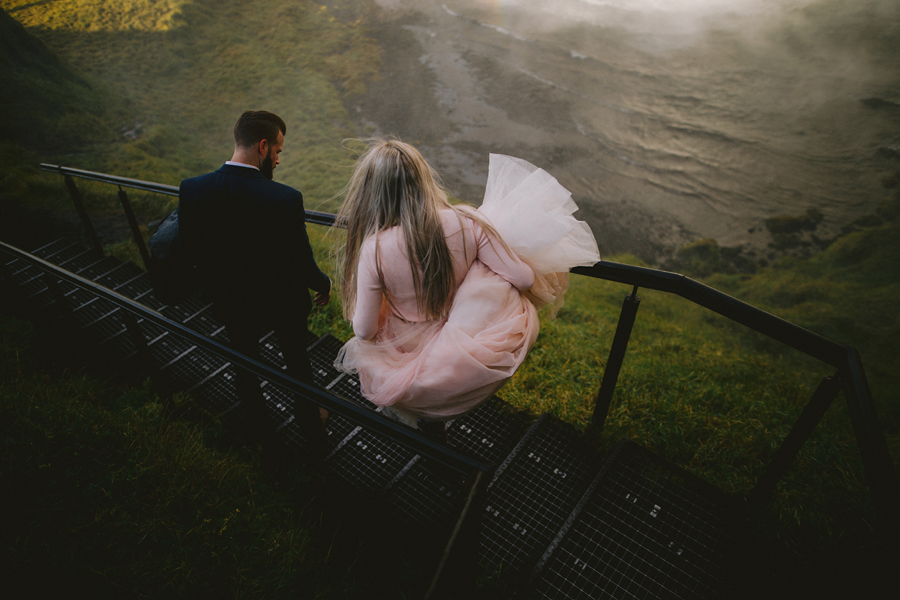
530, 439, 736, 600
480, 416, 603, 576
2, 238, 742, 599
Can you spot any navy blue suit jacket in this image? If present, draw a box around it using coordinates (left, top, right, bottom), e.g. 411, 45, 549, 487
178, 164, 330, 326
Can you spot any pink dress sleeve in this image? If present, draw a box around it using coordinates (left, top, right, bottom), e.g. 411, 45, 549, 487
472, 220, 535, 291
352, 239, 383, 340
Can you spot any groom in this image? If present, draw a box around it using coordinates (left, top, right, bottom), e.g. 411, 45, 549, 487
178, 110, 331, 454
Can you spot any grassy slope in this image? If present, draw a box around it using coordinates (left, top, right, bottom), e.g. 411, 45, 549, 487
1, 0, 898, 596
0, 314, 444, 599
1, 0, 377, 226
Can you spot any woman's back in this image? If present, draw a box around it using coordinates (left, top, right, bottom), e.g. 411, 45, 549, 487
352, 208, 534, 338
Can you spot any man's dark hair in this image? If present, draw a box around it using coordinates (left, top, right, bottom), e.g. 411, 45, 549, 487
233, 111, 287, 148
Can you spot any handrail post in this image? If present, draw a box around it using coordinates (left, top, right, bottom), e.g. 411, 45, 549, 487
840, 347, 900, 540
62, 172, 104, 256
117, 186, 152, 269
746, 375, 842, 511
424, 468, 490, 600
592, 285, 641, 428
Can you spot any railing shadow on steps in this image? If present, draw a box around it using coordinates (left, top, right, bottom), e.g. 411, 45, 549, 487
2, 163, 895, 598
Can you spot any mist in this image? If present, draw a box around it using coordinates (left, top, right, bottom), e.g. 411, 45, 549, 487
358, 0, 900, 260
442, 0, 818, 49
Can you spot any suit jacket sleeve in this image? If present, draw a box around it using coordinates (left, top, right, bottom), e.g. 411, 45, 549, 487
288, 191, 331, 294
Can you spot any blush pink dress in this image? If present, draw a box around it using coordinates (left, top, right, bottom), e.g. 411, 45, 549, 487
334, 154, 601, 424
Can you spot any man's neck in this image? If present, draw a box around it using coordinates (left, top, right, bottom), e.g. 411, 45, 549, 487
230, 147, 261, 169
225, 160, 259, 171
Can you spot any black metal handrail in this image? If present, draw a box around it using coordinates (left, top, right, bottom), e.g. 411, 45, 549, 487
0, 238, 490, 478
35, 163, 899, 538
572, 262, 845, 367
41, 163, 180, 196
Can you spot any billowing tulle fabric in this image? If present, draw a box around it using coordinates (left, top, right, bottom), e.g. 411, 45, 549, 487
336, 261, 539, 422
334, 154, 600, 422
479, 154, 601, 316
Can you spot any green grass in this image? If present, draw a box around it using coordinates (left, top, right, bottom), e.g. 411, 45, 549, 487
0, 314, 464, 599
2, 0, 378, 220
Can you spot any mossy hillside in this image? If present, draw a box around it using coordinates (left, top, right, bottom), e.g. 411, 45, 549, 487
1, 0, 378, 222
0, 9, 112, 150
709, 192, 900, 423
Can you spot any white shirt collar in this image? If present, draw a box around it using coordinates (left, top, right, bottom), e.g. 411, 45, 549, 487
225, 160, 259, 171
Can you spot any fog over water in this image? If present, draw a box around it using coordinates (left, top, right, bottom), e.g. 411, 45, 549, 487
351, 0, 900, 259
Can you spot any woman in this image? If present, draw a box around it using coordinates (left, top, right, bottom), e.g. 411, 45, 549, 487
334, 140, 600, 428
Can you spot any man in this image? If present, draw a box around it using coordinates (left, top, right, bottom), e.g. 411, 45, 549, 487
178, 110, 331, 454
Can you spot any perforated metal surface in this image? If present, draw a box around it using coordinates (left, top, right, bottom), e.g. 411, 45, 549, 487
307, 334, 345, 386
324, 413, 360, 452
385, 457, 466, 529
326, 373, 369, 408
161, 345, 225, 388
94, 262, 143, 289
30, 239, 74, 260
259, 333, 288, 372
259, 379, 296, 426
138, 318, 168, 344
60, 285, 97, 311
3, 237, 752, 600
327, 427, 416, 494
62, 251, 102, 273
75, 300, 130, 350
77, 256, 122, 280
448, 397, 530, 465
480, 416, 601, 576
73, 296, 119, 328
112, 272, 155, 300
161, 296, 212, 324
42, 243, 88, 265
7, 264, 54, 308
148, 331, 195, 376
531, 440, 735, 600
186, 364, 240, 416
184, 311, 226, 338
96, 320, 137, 356
4, 257, 29, 277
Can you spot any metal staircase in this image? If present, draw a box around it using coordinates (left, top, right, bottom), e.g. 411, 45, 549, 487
2, 236, 742, 599
4, 162, 896, 600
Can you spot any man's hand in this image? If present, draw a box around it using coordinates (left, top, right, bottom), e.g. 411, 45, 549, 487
313, 288, 331, 307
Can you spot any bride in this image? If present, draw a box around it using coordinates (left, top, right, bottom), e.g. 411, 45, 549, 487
334, 139, 600, 431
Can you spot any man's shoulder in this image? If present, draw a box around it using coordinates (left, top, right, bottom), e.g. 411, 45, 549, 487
263, 178, 302, 198
181, 167, 299, 195
179, 168, 223, 192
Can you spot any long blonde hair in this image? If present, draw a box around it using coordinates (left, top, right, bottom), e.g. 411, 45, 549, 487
337, 139, 506, 321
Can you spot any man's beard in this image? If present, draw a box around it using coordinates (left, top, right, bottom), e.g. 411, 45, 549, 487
260, 154, 275, 180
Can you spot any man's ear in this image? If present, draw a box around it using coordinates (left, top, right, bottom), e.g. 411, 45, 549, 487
257, 139, 269, 156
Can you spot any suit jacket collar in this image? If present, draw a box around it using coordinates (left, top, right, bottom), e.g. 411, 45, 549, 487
218, 163, 266, 179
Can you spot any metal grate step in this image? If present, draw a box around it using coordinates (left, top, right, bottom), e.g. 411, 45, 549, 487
530, 439, 737, 600
307, 333, 533, 530
480, 414, 603, 577
383, 455, 467, 530
448, 397, 531, 466
2, 237, 751, 600
31, 238, 79, 261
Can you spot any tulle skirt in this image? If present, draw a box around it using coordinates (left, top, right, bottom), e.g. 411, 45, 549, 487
334, 154, 601, 423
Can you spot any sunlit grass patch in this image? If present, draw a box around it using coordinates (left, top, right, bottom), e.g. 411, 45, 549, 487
3, 0, 378, 214
4, 0, 190, 31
